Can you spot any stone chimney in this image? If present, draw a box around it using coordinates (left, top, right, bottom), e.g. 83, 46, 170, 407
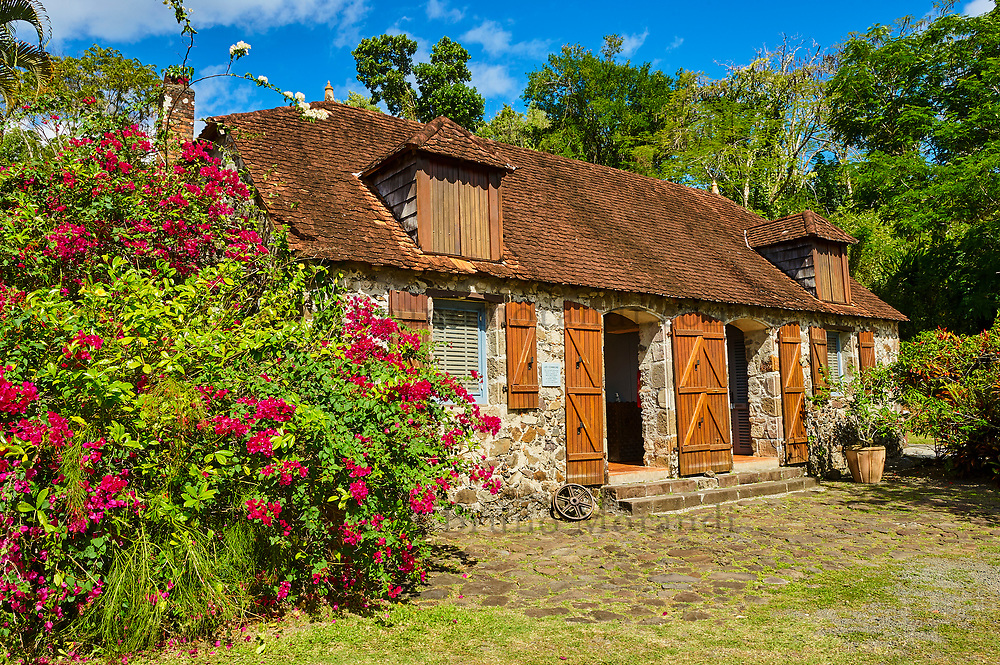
324, 81, 335, 102
159, 72, 195, 162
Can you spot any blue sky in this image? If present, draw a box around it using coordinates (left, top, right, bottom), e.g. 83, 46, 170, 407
41, 0, 996, 124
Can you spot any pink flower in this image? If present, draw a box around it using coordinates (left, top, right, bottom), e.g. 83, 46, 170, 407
349, 480, 369, 504
246, 428, 277, 456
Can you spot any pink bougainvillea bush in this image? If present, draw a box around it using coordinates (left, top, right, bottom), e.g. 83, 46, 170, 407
0, 121, 499, 658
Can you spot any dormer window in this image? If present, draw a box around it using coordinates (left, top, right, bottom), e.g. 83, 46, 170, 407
416, 158, 502, 260
813, 240, 850, 304
361, 116, 511, 262
745, 210, 856, 305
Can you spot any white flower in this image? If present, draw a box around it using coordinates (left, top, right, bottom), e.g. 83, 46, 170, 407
294, 92, 306, 102
303, 108, 331, 121
229, 41, 252, 59
283, 90, 294, 99
299, 102, 311, 110
256, 75, 268, 85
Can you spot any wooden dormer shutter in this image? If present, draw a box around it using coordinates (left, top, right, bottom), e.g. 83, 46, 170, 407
415, 159, 503, 261
388, 290, 429, 333
809, 326, 828, 391
505, 301, 538, 409
813, 242, 851, 304
858, 330, 876, 372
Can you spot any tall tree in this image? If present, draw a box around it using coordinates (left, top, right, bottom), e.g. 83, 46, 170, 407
656, 40, 836, 218
413, 36, 483, 130
352, 34, 484, 129
352, 34, 418, 120
523, 35, 678, 173
0, 0, 53, 110
827, 7, 1000, 334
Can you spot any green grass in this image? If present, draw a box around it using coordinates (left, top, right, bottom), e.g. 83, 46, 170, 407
138, 560, 1000, 665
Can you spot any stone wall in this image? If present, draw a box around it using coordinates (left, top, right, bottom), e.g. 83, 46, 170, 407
332, 264, 901, 519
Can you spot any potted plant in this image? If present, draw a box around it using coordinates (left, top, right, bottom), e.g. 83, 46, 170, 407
841, 368, 905, 484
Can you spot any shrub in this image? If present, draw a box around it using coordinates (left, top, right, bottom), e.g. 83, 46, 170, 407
894, 320, 1000, 481
0, 120, 499, 657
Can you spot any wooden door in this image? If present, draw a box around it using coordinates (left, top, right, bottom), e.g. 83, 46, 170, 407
672, 313, 732, 476
564, 301, 605, 485
779, 323, 809, 465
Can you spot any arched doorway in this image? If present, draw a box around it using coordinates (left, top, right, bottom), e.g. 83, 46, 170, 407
604, 312, 643, 464
725, 324, 754, 456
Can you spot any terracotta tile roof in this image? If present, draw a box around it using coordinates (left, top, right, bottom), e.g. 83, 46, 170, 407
360, 115, 513, 175
746, 209, 857, 248
204, 103, 905, 322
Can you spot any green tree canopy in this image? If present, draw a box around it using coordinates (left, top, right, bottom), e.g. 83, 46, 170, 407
352, 34, 484, 129
656, 42, 836, 218
352, 33, 417, 119
827, 8, 1000, 334
476, 103, 550, 149
523, 35, 678, 172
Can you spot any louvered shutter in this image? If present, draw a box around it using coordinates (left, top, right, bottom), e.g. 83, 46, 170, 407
432, 307, 484, 395
826, 332, 842, 384
505, 301, 538, 409
388, 290, 429, 333
809, 326, 828, 391
779, 323, 809, 465
859, 331, 876, 372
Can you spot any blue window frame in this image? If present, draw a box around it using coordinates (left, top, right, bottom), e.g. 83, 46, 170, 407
431, 300, 488, 404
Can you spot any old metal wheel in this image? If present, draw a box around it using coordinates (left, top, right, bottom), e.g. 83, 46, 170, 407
552, 483, 595, 521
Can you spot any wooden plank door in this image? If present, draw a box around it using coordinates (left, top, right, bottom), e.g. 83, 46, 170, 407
564, 301, 605, 485
672, 313, 732, 476
779, 323, 809, 465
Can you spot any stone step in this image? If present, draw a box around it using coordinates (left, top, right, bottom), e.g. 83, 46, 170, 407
603, 466, 807, 502
612, 476, 819, 516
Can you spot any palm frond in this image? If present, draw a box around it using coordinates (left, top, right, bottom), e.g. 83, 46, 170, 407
0, 0, 50, 46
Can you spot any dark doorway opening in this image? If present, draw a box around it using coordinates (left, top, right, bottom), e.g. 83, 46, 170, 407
726, 324, 753, 456
604, 313, 644, 464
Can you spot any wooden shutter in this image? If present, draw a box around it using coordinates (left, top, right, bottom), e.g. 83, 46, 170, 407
859, 331, 876, 372
779, 323, 809, 465
388, 290, 429, 333
672, 313, 732, 476
726, 325, 753, 456
505, 301, 538, 409
809, 326, 828, 391
564, 301, 604, 485
418, 160, 502, 261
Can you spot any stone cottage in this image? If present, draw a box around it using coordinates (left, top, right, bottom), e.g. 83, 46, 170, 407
190, 94, 905, 518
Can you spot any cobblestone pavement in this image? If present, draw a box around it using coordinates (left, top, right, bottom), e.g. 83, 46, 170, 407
414, 470, 1000, 627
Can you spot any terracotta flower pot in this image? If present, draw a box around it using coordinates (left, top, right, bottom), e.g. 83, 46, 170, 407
845, 446, 886, 483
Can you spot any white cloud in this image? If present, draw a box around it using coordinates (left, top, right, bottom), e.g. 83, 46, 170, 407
461, 20, 548, 59
426, 0, 464, 23
469, 63, 517, 97
666, 36, 684, 51
619, 29, 648, 57
44, 0, 369, 44
964, 0, 995, 16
